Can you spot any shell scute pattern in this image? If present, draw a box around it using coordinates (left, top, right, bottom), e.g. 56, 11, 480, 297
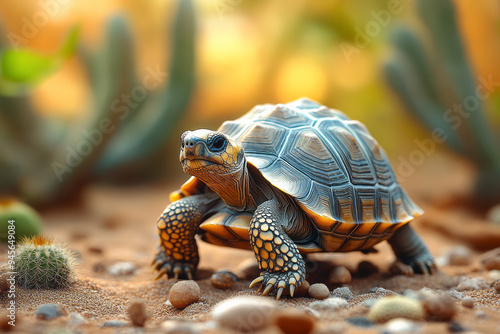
219, 98, 422, 232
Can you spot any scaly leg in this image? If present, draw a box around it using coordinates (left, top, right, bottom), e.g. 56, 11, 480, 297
388, 223, 436, 274
248, 200, 305, 300
152, 194, 218, 280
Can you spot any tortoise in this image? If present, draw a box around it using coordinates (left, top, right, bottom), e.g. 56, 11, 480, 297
152, 98, 435, 299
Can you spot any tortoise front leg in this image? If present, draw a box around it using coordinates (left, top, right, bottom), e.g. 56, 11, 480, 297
152, 194, 217, 280
248, 200, 306, 300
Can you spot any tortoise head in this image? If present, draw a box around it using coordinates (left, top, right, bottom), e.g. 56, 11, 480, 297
180, 130, 245, 177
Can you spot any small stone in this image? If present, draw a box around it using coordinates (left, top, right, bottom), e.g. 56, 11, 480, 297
101, 320, 127, 327
475, 310, 487, 319
455, 277, 489, 291
295, 280, 310, 296
169, 280, 201, 310
494, 279, 500, 293
382, 318, 420, 334
487, 204, 500, 224
422, 294, 457, 321
362, 299, 377, 308
447, 246, 473, 266
488, 270, 500, 282
303, 307, 320, 319
315, 323, 346, 334
161, 320, 201, 334
368, 296, 425, 323
210, 270, 237, 290
375, 287, 398, 297
128, 300, 148, 327
331, 286, 354, 300
88, 245, 103, 254
448, 321, 469, 332
308, 283, 329, 300
346, 317, 374, 327
356, 260, 379, 277
273, 309, 315, 334
389, 262, 414, 276
92, 262, 106, 273
461, 296, 474, 308
480, 247, 500, 271
213, 296, 276, 333
236, 259, 260, 280
448, 290, 463, 300
401, 289, 419, 300
36, 304, 64, 320
309, 297, 348, 311
108, 262, 136, 276
68, 312, 86, 327
329, 266, 352, 284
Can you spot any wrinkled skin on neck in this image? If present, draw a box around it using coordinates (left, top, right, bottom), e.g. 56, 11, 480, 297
180, 129, 257, 212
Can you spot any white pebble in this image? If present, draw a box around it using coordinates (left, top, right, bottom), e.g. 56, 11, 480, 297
382, 318, 421, 334
108, 262, 136, 276
309, 297, 348, 311
213, 296, 276, 332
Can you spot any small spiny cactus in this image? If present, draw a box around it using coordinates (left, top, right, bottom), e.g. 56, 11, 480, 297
14, 236, 76, 289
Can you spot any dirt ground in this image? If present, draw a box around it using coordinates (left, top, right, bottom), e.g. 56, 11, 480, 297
1, 153, 500, 333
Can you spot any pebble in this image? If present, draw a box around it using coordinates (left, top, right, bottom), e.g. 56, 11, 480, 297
346, 317, 374, 327
108, 262, 136, 276
448, 290, 463, 300
329, 266, 352, 284
475, 310, 487, 319
381, 318, 420, 334
488, 270, 500, 281
461, 296, 474, 308
494, 279, 500, 293
368, 296, 425, 323
362, 299, 377, 308
389, 262, 414, 276
161, 320, 201, 334
308, 283, 329, 300
128, 300, 148, 327
446, 246, 473, 266
422, 294, 457, 321
480, 247, 500, 271
168, 280, 201, 310
309, 297, 348, 311
487, 204, 500, 223
68, 312, 86, 327
101, 320, 127, 327
448, 321, 469, 333
456, 277, 489, 291
273, 309, 315, 334
296, 280, 310, 296
213, 296, 276, 333
210, 270, 237, 290
331, 286, 354, 300
356, 260, 379, 277
375, 287, 398, 297
36, 303, 63, 320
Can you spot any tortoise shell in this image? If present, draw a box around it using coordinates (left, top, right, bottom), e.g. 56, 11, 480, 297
176, 98, 422, 253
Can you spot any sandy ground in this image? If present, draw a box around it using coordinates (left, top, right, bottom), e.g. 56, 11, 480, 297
1, 153, 500, 333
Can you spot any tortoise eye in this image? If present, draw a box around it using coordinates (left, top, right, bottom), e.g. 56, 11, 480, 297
210, 136, 227, 152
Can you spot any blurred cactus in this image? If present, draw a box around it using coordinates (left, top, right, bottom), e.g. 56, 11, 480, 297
14, 236, 76, 289
0, 0, 195, 207
384, 0, 500, 209
0, 199, 42, 242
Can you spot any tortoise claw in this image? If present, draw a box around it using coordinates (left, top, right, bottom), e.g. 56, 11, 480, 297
249, 276, 264, 288
276, 287, 284, 300
154, 268, 168, 281
186, 270, 193, 280
262, 284, 273, 296
289, 284, 295, 298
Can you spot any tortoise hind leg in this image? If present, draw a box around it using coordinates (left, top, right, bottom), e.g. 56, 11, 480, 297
248, 200, 306, 300
388, 224, 436, 274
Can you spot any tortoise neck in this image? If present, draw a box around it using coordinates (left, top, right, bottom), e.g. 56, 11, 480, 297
199, 160, 257, 212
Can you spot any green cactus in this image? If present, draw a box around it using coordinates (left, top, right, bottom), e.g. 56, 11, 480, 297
0, 0, 195, 206
14, 236, 76, 289
0, 199, 42, 242
384, 0, 500, 208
